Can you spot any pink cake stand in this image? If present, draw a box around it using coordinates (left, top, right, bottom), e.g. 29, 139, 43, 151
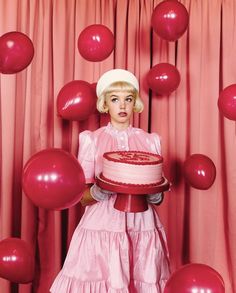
96, 174, 170, 213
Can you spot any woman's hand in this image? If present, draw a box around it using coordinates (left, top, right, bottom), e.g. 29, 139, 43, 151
80, 184, 116, 207
80, 184, 97, 207
146, 192, 164, 205
90, 184, 116, 201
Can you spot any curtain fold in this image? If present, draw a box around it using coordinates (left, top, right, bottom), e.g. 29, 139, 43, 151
0, 0, 235, 292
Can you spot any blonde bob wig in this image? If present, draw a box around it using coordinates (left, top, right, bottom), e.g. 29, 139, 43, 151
97, 81, 144, 113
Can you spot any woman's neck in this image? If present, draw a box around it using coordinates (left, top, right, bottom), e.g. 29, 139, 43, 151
110, 121, 130, 131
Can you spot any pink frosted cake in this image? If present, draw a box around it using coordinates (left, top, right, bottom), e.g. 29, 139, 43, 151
101, 151, 163, 186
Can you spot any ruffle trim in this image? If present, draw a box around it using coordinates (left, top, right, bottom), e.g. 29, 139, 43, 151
50, 272, 167, 293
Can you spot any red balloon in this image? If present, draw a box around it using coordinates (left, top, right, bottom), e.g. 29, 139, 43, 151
184, 154, 216, 190
151, 0, 189, 41
218, 84, 236, 120
164, 263, 225, 293
78, 24, 115, 62
0, 31, 34, 74
147, 63, 180, 95
0, 238, 35, 283
22, 148, 86, 210
57, 80, 97, 121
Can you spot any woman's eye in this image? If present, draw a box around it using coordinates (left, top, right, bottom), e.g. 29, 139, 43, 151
126, 97, 133, 102
111, 97, 118, 102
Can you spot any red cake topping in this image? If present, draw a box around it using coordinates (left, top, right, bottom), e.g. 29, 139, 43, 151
103, 151, 163, 165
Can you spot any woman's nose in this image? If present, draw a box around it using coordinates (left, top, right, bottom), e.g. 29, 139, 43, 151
120, 100, 125, 109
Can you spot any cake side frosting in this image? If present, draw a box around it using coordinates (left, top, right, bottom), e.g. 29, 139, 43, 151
102, 151, 163, 185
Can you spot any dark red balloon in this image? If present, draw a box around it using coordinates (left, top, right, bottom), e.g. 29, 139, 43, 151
164, 263, 225, 293
184, 154, 216, 190
0, 238, 35, 283
0, 31, 34, 74
151, 0, 189, 41
218, 84, 236, 120
57, 80, 97, 121
147, 63, 180, 95
78, 24, 115, 62
22, 148, 86, 210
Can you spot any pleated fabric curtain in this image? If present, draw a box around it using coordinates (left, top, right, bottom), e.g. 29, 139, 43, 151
0, 0, 235, 292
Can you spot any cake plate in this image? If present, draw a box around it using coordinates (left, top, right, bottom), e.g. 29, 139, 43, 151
96, 174, 170, 213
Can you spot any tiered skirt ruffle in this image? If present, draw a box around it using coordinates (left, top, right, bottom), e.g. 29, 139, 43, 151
50, 198, 170, 292
50, 272, 167, 293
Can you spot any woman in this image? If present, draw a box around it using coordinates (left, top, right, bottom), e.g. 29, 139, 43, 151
50, 69, 170, 293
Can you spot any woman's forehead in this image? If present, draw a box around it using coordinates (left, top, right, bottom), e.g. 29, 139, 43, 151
107, 90, 134, 96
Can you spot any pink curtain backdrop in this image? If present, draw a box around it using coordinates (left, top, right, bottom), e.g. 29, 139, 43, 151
0, 0, 235, 292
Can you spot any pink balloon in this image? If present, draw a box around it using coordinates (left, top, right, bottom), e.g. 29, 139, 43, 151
218, 84, 236, 120
151, 0, 189, 41
0, 31, 34, 74
147, 63, 180, 95
78, 24, 115, 62
22, 148, 86, 210
0, 238, 35, 284
184, 154, 216, 190
57, 80, 97, 121
164, 263, 225, 293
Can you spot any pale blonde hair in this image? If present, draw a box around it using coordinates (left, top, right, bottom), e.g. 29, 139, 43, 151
97, 81, 144, 113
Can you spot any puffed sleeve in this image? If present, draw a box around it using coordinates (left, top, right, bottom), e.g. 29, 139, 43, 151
149, 133, 162, 155
78, 130, 95, 184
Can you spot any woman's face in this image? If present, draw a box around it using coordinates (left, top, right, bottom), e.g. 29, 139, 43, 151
105, 90, 135, 130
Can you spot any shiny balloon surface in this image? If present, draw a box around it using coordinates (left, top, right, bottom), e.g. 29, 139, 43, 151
0, 238, 35, 283
152, 0, 189, 41
78, 24, 115, 62
218, 84, 236, 120
0, 31, 34, 74
184, 154, 216, 190
147, 63, 180, 95
164, 263, 225, 293
22, 148, 85, 210
57, 80, 96, 121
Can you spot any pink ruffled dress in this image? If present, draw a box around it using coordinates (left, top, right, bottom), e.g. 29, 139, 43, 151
50, 123, 170, 293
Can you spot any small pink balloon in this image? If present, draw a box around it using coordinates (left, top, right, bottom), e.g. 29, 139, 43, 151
22, 148, 86, 210
57, 80, 97, 121
0, 238, 35, 283
218, 84, 236, 120
152, 0, 189, 41
184, 154, 216, 190
78, 24, 115, 62
147, 63, 180, 95
0, 31, 34, 74
164, 263, 225, 293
